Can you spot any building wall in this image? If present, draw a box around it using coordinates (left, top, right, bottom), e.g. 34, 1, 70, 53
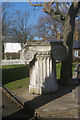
4, 43, 21, 53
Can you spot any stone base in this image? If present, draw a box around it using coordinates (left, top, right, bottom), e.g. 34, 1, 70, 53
29, 84, 58, 95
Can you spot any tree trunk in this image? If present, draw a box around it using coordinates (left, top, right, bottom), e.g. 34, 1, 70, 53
60, 2, 80, 86
60, 16, 75, 86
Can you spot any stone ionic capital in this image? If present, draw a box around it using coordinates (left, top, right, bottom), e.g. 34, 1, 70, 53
36, 51, 51, 60
21, 49, 34, 64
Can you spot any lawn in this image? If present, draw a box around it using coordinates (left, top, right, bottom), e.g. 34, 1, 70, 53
2, 63, 77, 90
56, 62, 77, 79
4, 77, 30, 90
2, 64, 30, 90
2, 64, 25, 69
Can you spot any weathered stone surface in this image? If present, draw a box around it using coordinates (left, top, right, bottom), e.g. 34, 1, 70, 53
52, 44, 68, 61
21, 40, 67, 94
21, 49, 34, 64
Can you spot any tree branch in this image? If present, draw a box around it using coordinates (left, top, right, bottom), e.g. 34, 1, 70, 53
56, 3, 62, 15
50, 0, 54, 5
28, 1, 65, 24
28, 0, 43, 7
66, 1, 80, 19
50, 11, 65, 24
56, 2, 65, 18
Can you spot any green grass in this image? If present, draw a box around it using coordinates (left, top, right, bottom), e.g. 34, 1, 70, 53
72, 63, 77, 73
2, 64, 27, 69
2, 64, 30, 90
56, 63, 61, 79
56, 62, 77, 79
5, 77, 30, 90
0, 65, 2, 69
2, 63, 77, 90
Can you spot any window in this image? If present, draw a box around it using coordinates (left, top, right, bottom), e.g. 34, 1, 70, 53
74, 50, 78, 57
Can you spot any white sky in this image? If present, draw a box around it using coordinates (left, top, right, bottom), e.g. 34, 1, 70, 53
5, 43, 21, 53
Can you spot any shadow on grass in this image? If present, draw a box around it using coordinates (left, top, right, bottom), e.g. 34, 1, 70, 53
2, 65, 30, 85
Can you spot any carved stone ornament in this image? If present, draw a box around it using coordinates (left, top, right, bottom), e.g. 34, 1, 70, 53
21, 49, 34, 64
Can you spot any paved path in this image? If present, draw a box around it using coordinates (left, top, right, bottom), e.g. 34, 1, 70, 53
1, 86, 80, 119
2, 88, 33, 119
9, 85, 80, 119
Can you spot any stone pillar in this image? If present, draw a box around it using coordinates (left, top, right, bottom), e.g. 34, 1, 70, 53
29, 51, 58, 94
21, 41, 67, 95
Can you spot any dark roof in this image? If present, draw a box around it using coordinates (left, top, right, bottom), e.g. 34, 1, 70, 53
73, 40, 80, 49
1, 36, 25, 43
47, 39, 63, 43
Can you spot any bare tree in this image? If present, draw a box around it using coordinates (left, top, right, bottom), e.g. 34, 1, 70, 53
8, 10, 35, 48
36, 14, 79, 41
29, 1, 80, 86
35, 14, 63, 40
2, 2, 14, 54
2, 3, 35, 48
2, 2, 14, 36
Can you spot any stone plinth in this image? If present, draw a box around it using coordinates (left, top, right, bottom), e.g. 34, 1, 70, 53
21, 40, 67, 94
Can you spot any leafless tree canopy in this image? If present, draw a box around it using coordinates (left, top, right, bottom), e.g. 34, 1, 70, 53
29, 1, 79, 24
35, 14, 63, 40
2, 3, 14, 36
35, 14, 79, 41
2, 3, 35, 48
